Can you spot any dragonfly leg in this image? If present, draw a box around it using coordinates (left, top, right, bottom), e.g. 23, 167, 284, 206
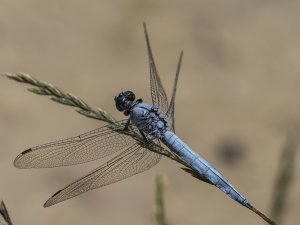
123, 118, 131, 131
139, 130, 149, 143
136, 98, 143, 103
138, 130, 158, 146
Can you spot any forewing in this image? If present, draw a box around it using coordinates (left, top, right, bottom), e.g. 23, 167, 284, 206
14, 121, 136, 168
143, 23, 169, 115
44, 143, 161, 207
166, 51, 183, 132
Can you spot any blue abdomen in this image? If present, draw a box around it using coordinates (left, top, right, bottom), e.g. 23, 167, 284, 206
162, 130, 251, 208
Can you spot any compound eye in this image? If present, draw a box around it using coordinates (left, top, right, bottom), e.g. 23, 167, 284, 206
114, 93, 125, 112
125, 91, 135, 101
128, 93, 135, 101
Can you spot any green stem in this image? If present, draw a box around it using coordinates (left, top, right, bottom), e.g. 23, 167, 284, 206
270, 127, 298, 224
155, 175, 168, 225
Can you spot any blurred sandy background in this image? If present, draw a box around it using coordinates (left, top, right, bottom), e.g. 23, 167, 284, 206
0, 1, 299, 225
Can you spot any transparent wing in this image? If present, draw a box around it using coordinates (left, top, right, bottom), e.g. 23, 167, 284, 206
166, 51, 183, 132
44, 142, 161, 207
14, 120, 136, 168
143, 23, 169, 115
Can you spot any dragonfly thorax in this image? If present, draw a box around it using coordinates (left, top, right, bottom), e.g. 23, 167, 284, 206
115, 91, 168, 137
130, 102, 168, 138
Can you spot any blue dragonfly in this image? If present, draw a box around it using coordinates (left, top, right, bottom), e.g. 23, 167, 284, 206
14, 23, 276, 225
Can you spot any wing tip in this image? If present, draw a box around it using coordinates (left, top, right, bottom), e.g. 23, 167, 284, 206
43, 189, 62, 207
143, 22, 151, 48
43, 202, 50, 208
14, 148, 33, 168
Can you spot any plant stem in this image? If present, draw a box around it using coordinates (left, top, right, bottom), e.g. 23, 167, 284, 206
270, 127, 299, 224
155, 175, 168, 225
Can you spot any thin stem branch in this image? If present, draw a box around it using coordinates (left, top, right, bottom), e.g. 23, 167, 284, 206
2, 72, 115, 123
270, 127, 299, 224
155, 175, 169, 225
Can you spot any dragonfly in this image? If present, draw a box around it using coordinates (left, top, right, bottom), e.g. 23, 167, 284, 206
14, 23, 276, 225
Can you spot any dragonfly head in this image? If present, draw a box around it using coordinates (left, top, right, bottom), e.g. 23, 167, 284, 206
114, 91, 136, 115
